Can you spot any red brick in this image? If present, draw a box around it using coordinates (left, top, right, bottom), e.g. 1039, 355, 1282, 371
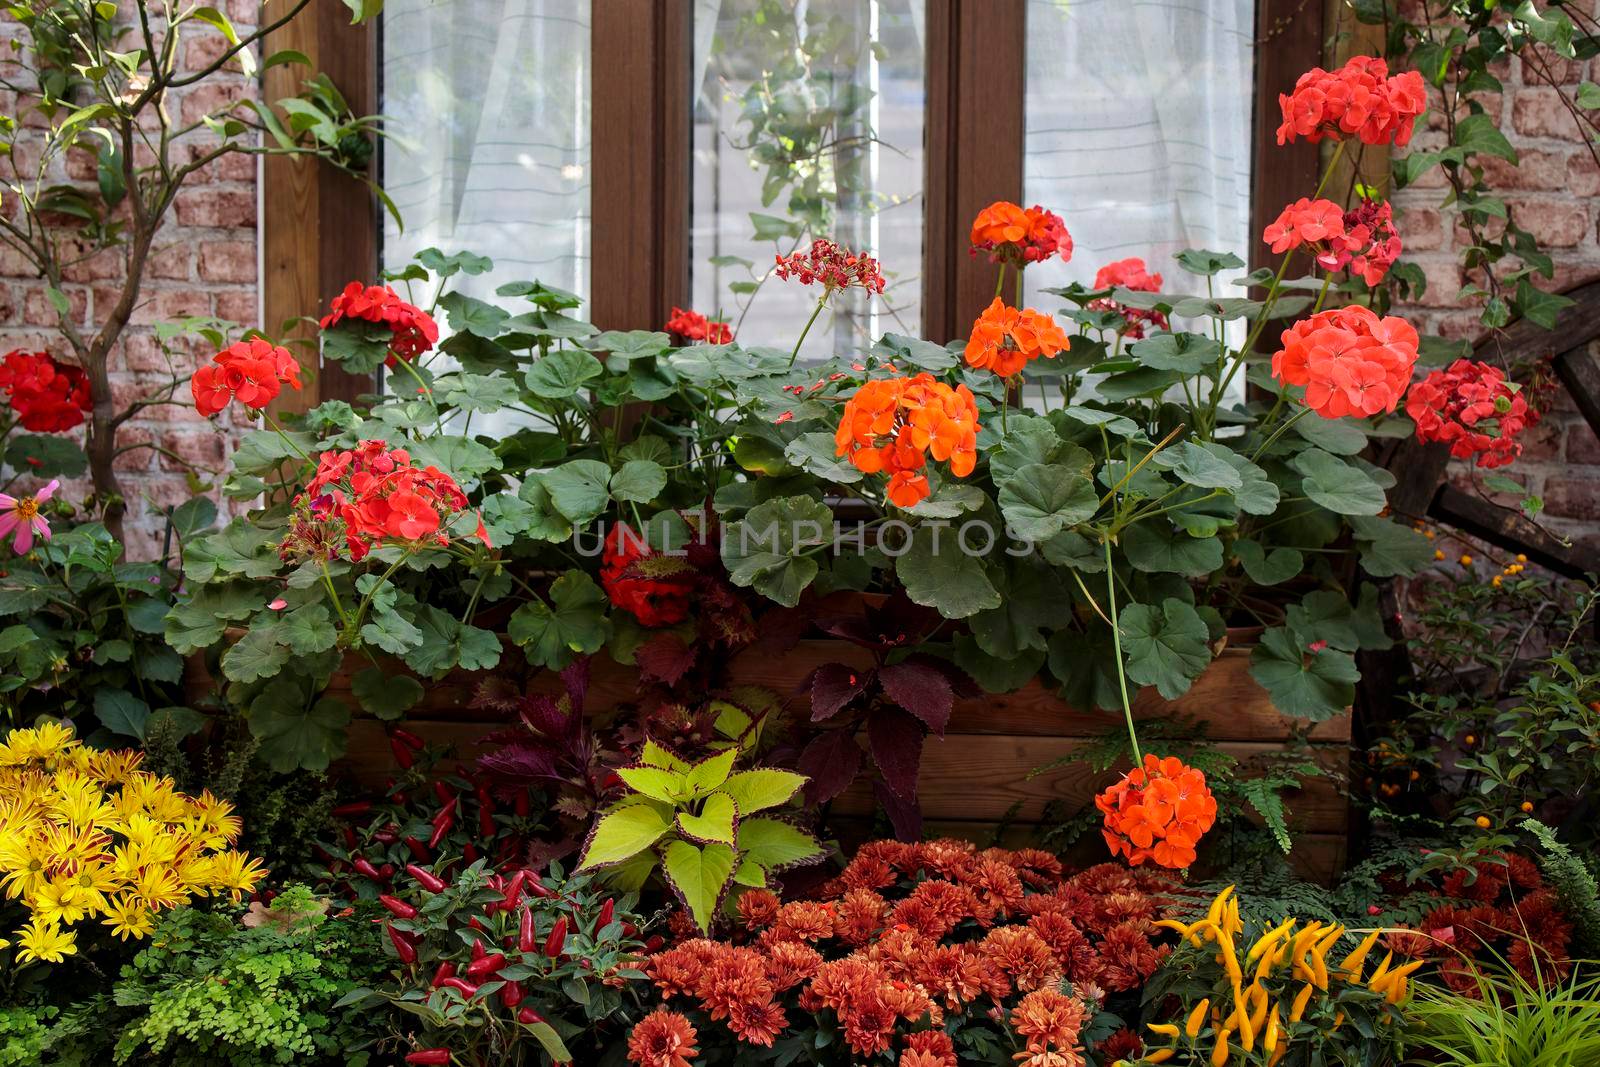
1543, 477, 1600, 521
1506, 197, 1587, 247
1518, 418, 1563, 462
0, 285, 16, 325
148, 244, 192, 281
1512, 88, 1587, 140
182, 31, 234, 73
226, 0, 260, 23
178, 81, 249, 126
60, 249, 124, 284
22, 287, 87, 327
1519, 46, 1585, 86
112, 425, 156, 472
149, 289, 213, 323
1568, 423, 1600, 465
1395, 206, 1443, 251
214, 291, 258, 323
174, 188, 256, 228
1565, 153, 1600, 197
158, 428, 226, 472
1412, 259, 1466, 308
1480, 147, 1569, 190
198, 239, 256, 283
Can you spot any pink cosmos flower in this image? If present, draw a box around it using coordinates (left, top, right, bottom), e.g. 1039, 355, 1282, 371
0, 479, 58, 555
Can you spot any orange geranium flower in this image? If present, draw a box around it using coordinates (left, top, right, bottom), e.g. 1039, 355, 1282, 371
964, 298, 1070, 378
834, 374, 980, 507
970, 201, 1073, 267
1095, 754, 1218, 870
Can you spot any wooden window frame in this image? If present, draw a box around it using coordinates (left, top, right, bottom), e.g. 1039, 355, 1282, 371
265, 0, 1325, 405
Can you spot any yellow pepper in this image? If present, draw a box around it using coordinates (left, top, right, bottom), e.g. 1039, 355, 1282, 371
1263, 1005, 1282, 1055
1289, 981, 1315, 1022
1366, 950, 1395, 993
1145, 1052, 1175, 1065
1211, 1028, 1232, 1067
1338, 928, 1382, 979
1147, 1023, 1181, 1040
1186, 998, 1211, 1038
1246, 983, 1270, 1043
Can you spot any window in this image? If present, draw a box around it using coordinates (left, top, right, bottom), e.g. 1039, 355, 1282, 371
689, 0, 926, 359
380, 0, 592, 301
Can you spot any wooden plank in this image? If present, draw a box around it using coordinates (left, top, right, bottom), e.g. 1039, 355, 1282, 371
1248, 0, 1324, 296
1553, 341, 1600, 438
1431, 484, 1599, 578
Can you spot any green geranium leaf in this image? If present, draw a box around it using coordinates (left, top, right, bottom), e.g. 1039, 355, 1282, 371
1156, 441, 1243, 491
953, 635, 1046, 693
438, 290, 509, 337
1097, 367, 1182, 402
721, 495, 833, 608
1174, 248, 1246, 275
184, 521, 282, 583
440, 331, 519, 374
996, 463, 1098, 541
440, 372, 520, 413
407, 605, 503, 676
514, 479, 576, 541
1056, 405, 1141, 438
221, 625, 291, 684
989, 415, 1062, 482
278, 603, 337, 655
1293, 415, 1368, 455
507, 569, 608, 669
1293, 448, 1386, 516
408, 437, 502, 482
784, 432, 863, 484
1119, 597, 1211, 700
970, 555, 1064, 657
249, 689, 351, 772
1349, 515, 1433, 578
4, 435, 87, 479
95, 689, 150, 739
1051, 628, 1123, 712
1248, 625, 1357, 722
321, 320, 393, 373
541, 460, 613, 524
525, 349, 604, 398
584, 330, 672, 362
1234, 539, 1303, 586
660, 840, 738, 933
352, 667, 424, 720
164, 584, 260, 653
894, 521, 1002, 619
1122, 522, 1224, 575
1128, 332, 1222, 373
1208, 445, 1279, 515
610, 459, 667, 503
360, 609, 424, 656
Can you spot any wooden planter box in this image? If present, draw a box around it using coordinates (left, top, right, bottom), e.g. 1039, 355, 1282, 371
186, 633, 1351, 882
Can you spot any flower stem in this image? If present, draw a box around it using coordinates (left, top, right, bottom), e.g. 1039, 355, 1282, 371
263, 412, 310, 463
994, 263, 1007, 299
1102, 535, 1143, 766
1248, 405, 1313, 464
1310, 271, 1334, 315
788, 296, 828, 369
321, 561, 351, 630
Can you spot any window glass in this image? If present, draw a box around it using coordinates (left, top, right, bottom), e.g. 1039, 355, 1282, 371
381, 0, 591, 301
1022, 0, 1254, 305
690, 0, 926, 360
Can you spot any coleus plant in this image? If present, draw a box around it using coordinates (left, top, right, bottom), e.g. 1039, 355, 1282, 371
576, 741, 824, 932
796, 591, 979, 840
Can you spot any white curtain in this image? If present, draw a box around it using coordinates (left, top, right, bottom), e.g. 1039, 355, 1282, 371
381, 0, 591, 303
1022, 0, 1254, 303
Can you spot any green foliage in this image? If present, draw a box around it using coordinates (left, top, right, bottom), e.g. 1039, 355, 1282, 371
1524, 818, 1600, 958
1399, 961, 1600, 1067
0, 1005, 54, 1067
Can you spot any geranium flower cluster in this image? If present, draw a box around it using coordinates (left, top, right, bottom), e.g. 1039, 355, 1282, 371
833, 373, 981, 508
774, 239, 886, 296
969, 201, 1074, 267
664, 307, 733, 345
601, 524, 697, 628
0, 723, 265, 965
1096, 754, 1218, 870
282, 440, 483, 563
1276, 55, 1427, 147
1088, 258, 1169, 341
1263, 197, 1402, 285
191, 338, 304, 417
319, 281, 440, 363
1386, 852, 1573, 992
1272, 304, 1420, 419
628, 841, 1179, 1067
1405, 358, 1537, 469
0, 350, 92, 432
964, 297, 1070, 378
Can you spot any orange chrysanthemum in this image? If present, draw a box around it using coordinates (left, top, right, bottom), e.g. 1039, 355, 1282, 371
834, 373, 981, 507
627, 1009, 699, 1067
963, 298, 1070, 378
1095, 754, 1218, 869
1010, 988, 1088, 1066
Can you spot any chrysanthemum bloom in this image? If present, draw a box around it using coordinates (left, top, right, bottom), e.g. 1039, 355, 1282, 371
319, 281, 440, 363
1276, 55, 1427, 147
627, 1009, 699, 1067
901, 1030, 957, 1067
970, 201, 1074, 267
191, 339, 301, 417
1009, 987, 1088, 1066
964, 298, 1070, 378
1405, 358, 1537, 469
1095, 754, 1218, 869
774, 239, 886, 295
834, 373, 981, 507
665, 306, 733, 345
600, 524, 695, 627
0, 478, 57, 555
1271, 304, 1419, 419
1263, 197, 1401, 285
0, 350, 92, 432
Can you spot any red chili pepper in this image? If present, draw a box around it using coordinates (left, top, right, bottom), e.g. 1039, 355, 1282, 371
386, 923, 417, 965
404, 836, 430, 862
478, 806, 496, 839
471, 938, 486, 962
467, 916, 484, 932
595, 898, 614, 934
373, 829, 398, 845
389, 737, 415, 769
499, 980, 524, 1008
518, 905, 536, 953
406, 864, 447, 893
433, 780, 455, 805
331, 801, 373, 818
621, 922, 637, 938
517, 1007, 546, 1026
379, 895, 417, 919
476, 784, 495, 810
393, 727, 426, 751
463, 843, 479, 864
514, 791, 531, 817
405, 1051, 451, 1066
341, 826, 357, 850
429, 962, 457, 988
525, 875, 554, 899
501, 871, 527, 912
645, 935, 665, 952
465, 952, 506, 978
379, 863, 395, 880
428, 800, 457, 849
438, 977, 479, 998
351, 856, 385, 881
544, 916, 567, 958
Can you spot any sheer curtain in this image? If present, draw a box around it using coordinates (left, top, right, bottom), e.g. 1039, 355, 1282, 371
1022, 0, 1254, 303
381, 0, 591, 302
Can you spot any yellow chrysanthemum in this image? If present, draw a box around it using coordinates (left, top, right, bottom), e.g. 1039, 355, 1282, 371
0, 722, 78, 766
14, 920, 76, 964
129, 865, 185, 912
205, 851, 267, 902
0, 835, 54, 901
102, 894, 156, 941
30, 879, 91, 927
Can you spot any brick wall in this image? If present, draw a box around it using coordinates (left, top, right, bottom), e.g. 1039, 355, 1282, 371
0, 2, 259, 560
1392, 45, 1600, 555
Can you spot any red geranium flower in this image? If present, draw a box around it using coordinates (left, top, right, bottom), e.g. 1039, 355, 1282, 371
665, 306, 733, 345
1263, 196, 1402, 285
1277, 55, 1427, 147
969, 201, 1073, 267
320, 282, 440, 363
963, 298, 1070, 378
1096, 754, 1218, 869
1405, 358, 1537, 468
601, 524, 695, 627
1088, 257, 1169, 340
191, 339, 300, 417
834, 374, 981, 508
1272, 304, 1419, 419
774, 240, 886, 296
0, 350, 92, 433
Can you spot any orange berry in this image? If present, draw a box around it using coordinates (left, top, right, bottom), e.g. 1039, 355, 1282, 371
1516, 553, 1527, 563
1434, 550, 1445, 561
1464, 734, 1476, 745
1474, 816, 1491, 829
1520, 801, 1534, 813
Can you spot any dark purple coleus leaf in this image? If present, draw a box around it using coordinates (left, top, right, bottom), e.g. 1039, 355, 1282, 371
635, 632, 697, 687
797, 730, 863, 805
866, 704, 925, 801
477, 742, 561, 785
469, 675, 523, 714
558, 655, 591, 706
874, 777, 922, 842
878, 658, 954, 735
808, 662, 873, 722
